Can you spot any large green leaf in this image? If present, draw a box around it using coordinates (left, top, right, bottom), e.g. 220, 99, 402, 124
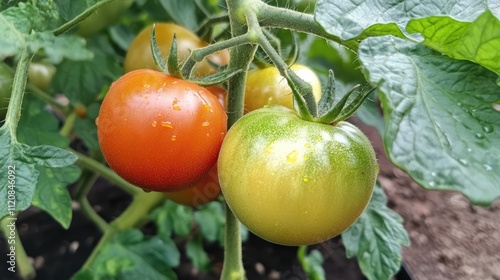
407, 10, 500, 75
72, 229, 178, 280
315, 0, 489, 41
359, 35, 500, 205
342, 184, 410, 280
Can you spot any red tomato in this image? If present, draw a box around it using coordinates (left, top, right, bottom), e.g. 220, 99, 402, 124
97, 69, 227, 191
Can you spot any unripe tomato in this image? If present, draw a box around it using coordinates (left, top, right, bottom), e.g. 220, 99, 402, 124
244, 64, 322, 112
164, 165, 220, 207
77, 0, 134, 37
124, 23, 229, 77
28, 62, 56, 92
218, 106, 378, 246
0, 62, 13, 120
97, 69, 227, 192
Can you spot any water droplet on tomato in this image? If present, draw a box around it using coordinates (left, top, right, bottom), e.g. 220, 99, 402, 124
151, 121, 157, 127
203, 104, 212, 112
202, 121, 210, 127
172, 98, 181, 110
303, 176, 310, 182
161, 121, 174, 128
265, 143, 273, 154
143, 93, 149, 99
287, 150, 298, 163
171, 135, 177, 141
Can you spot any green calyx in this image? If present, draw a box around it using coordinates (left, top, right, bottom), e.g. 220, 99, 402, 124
285, 68, 375, 124
149, 24, 241, 86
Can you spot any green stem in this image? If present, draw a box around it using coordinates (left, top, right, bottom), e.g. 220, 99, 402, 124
181, 33, 255, 78
26, 84, 70, 115
247, 9, 317, 117
59, 112, 76, 137
219, 1, 260, 279
256, 2, 359, 50
4, 49, 32, 143
81, 192, 165, 268
1, 216, 36, 280
197, 14, 230, 40
53, 0, 118, 35
72, 150, 142, 196
75, 170, 111, 232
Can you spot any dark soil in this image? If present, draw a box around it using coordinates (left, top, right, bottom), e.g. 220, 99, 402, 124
1, 119, 498, 280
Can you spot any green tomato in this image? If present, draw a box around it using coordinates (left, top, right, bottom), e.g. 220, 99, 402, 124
28, 62, 56, 92
77, 0, 134, 37
218, 106, 378, 246
244, 64, 322, 112
0, 62, 14, 120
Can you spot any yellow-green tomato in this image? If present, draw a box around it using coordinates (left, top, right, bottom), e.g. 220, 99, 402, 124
218, 106, 378, 246
244, 64, 322, 112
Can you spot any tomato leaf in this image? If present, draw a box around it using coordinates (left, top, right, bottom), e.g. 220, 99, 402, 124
53, 0, 99, 22
72, 229, 179, 280
0, 128, 77, 219
32, 165, 81, 229
342, 184, 410, 280
315, 0, 490, 42
194, 201, 225, 244
407, 9, 500, 75
359, 35, 500, 205
157, 0, 200, 31
186, 233, 211, 271
0, 2, 92, 61
150, 200, 194, 238
52, 36, 122, 105
189, 68, 242, 86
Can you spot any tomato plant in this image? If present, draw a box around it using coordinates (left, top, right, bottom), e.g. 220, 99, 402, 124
245, 64, 322, 112
2, 0, 498, 280
124, 23, 229, 77
218, 105, 378, 245
97, 69, 227, 191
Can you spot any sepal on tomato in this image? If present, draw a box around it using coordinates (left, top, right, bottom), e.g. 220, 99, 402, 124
150, 24, 169, 74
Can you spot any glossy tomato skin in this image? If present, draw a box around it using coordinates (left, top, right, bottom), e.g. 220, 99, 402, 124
97, 69, 227, 192
124, 23, 229, 77
244, 64, 322, 112
164, 165, 221, 207
218, 106, 378, 246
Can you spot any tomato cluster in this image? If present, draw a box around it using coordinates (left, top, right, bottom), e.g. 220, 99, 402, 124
98, 22, 378, 245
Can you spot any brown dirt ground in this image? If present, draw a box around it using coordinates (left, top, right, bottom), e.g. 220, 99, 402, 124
356, 118, 500, 280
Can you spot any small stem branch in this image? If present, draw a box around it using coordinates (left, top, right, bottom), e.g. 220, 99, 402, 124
72, 150, 141, 196
4, 49, 32, 143
257, 3, 359, 50
81, 197, 111, 233
59, 112, 76, 137
53, 0, 118, 35
181, 33, 255, 78
27, 84, 70, 115
82, 192, 165, 268
247, 10, 317, 116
